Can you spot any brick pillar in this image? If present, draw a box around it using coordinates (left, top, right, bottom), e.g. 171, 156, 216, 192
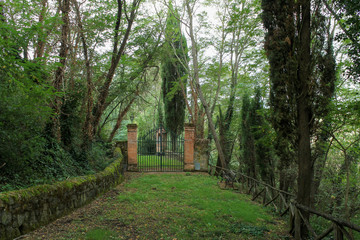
184, 123, 195, 171
127, 124, 138, 171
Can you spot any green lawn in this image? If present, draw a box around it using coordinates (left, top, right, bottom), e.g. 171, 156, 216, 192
24, 173, 290, 240
138, 155, 183, 171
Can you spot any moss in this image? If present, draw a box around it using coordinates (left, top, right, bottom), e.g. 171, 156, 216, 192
0, 157, 123, 204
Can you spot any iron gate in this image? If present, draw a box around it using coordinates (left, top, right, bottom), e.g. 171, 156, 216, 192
137, 125, 184, 172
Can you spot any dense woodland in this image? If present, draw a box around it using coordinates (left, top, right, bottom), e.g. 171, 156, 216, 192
0, 0, 359, 237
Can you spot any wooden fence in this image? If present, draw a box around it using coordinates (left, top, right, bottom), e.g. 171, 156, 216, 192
209, 165, 360, 240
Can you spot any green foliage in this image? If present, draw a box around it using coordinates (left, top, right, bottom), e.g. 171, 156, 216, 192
161, 3, 188, 136
335, 0, 360, 82
240, 88, 275, 184
240, 93, 256, 177
0, 15, 54, 187
156, 98, 164, 126
261, 0, 297, 186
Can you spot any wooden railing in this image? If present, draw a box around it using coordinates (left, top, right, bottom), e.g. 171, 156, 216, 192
209, 165, 360, 240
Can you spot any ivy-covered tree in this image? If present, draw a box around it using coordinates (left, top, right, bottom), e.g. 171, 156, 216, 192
251, 88, 275, 186
240, 93, 256, 178
262, 0, 337, 237
261, 0, 297, 193
240, 88, 275, 185
161, 3, 188, 137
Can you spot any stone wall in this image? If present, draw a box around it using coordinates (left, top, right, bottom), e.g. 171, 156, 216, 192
0, 156, 124, 240
194, 139, 210, 171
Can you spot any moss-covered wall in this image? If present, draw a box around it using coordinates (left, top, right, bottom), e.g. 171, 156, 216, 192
0, 156, 124, 240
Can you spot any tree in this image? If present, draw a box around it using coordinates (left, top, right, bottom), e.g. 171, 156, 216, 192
91, 0, 143, 142
240, 93, 256, 178
214, 0, 263, 170
161, 3, 188, 137
262, 0, 337, 238
184, 0, 227, 168
262, 0, 297, 193
0, 1, 54, 183
240, 88, 275, 185
51, 0, 71, 142
251, 88, 275, 186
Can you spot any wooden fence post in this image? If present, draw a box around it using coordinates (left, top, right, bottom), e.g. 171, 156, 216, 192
334, 223, 344, 240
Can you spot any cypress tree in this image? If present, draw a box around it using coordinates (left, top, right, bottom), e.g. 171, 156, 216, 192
161, 3, 188, 138
240, 93, 256, 178
251, 88, 275, 186
262, 0, 297, 193
262, 0, 337, 237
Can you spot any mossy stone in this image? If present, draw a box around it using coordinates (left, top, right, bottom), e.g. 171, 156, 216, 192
1, 211, 12, 225
17, 213, 25, 227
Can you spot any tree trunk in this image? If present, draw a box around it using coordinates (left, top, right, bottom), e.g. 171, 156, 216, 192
35, 0, 47, 59
72, 0, 94, 146
185, 0, 226, 169
52, 0, 70, 142
296, 0, 313, 238
108, 96, 137, 142
92, 0, 140, 137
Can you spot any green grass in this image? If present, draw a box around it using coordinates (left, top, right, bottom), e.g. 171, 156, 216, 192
24, 173, 290, 240
85, 229, 117, 240
137, 155, 183, 170
111, 174, 288, 239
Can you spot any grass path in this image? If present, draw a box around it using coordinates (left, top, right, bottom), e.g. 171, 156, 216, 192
22, 173, 291, 240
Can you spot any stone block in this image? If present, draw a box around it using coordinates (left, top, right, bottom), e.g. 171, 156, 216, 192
1, 211, 12, 225
17, 213, 25, 227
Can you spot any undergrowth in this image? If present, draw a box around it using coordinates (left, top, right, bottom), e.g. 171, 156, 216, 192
0, 140, 117, 192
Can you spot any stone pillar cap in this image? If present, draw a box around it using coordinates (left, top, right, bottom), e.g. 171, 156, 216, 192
127, 124, 138, 129
184, 123, 195, 128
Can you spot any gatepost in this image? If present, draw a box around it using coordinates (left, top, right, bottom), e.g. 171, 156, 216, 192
127, 124, 138, 171
184, 123, 195, 171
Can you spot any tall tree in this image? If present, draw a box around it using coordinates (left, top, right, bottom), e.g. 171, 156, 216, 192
161, 3, 188, 137
262, 0, 297, 193
240, 93, 256, 178
91, 0, 142, 140
52, 0, 71, 142
251, 88, 275, 186
262, 0, 336, 238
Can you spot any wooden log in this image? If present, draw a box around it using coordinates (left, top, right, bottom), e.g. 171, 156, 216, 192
289, 203, 295, 236
252, 188, 265, 201
262, 187, 267, 204
294, 208, 302, 240
296, 203, 360, 233
279, 192, 289, 209
247, 183, 254, 194
265, 193, 279, 207
338, 224, 353, 240
281, 206, 290, 217
334, 223, 344, 240
298, 208, 318, 238
315, 226, 333, 240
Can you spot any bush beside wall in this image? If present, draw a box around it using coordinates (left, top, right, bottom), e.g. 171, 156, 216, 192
0, 156, 124, 240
